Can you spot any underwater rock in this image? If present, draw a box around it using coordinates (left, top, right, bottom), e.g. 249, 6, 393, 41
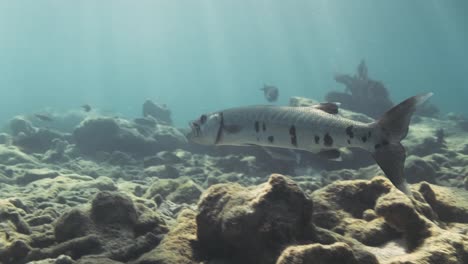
418, 182, 468, 223
144, 177, 203, 205
54, 208, 93, 242
74, 117, 185, 155
91, 191, 138, 226
311, 177, 395, 240
403, 156, 437, 184
0, 145, 39, 166
74, 117, 156, 155
134, 209, 198, 264
16, 168, 60, 185
0, 133, 12, 145
459, 119, 468, 132
325, 60, 394, 118
42, 138, 69, 163
144, 165, 180, 179
166, 180, 203, 204
276, 242, 360, 264
142, 100, 172, 125
71, 176, 117, 193
77, 255, 123, 264
106, 151, 136, 166
49, 191, 168, 262
133, 204, 169, 236
26, 254, 75, 264
409, 136, 446, 157
196, 174, 313, 263
374, 188, 432, 249
0, 239, 32, 264
105, 232, 164, 263
152, 124, 188, 149
0, 199, 32, 235
143, 151, 183, 168
214, 155, 257, 174
26, 234, 103, 261
311, 176, 468, 264
13, 128, 66, 153
415, 101, 440, 118
10, 116, 36, 136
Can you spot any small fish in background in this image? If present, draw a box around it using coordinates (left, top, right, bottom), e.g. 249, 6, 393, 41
81, 104, 92, 112
261, 84, 279, 102
35, 114, 53, 122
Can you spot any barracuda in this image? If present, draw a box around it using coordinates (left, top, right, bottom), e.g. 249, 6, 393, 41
187, 93, 433, 194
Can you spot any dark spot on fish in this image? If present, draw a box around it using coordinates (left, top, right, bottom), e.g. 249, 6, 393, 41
314, 135, 320, 144
361, 135, 367, 143
254, 121, 259, 133
375, 144, 381, 149
289, 125, 297, 147
368, 131, 372, 138
345, 126, 354, 138
324, 133, 333, 146
256, 137, 260, 142
382, 139, 389, 146
262, 122, 266, 131
268, 136, 274, 143
347, 139, 351, 144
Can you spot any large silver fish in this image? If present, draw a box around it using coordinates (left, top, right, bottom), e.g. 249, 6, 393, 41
187, 93, 433, 194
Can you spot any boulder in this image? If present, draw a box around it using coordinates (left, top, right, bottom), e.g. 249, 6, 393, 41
142, 100, 172, 125
196, 174, 313, 263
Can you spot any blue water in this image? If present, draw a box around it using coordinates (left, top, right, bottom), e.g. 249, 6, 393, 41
1, 1, 467, 127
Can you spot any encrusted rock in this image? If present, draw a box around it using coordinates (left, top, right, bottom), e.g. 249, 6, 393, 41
10, 116, 36, 136
54, 208, 93, 242
144, 165, 179, 179
277, 242, 360, 264
142, 100, 172, 125
0, 239, 32, 264
91, 191, 137, 226
375, 189, 432, 249
0, 133, 12, 145
404, 156, 437, 183
16, 168, 60, 185
196, 174, 313, 263
135, 209, 198, 264
74, 117, 156, 155
144, 178, 203, 204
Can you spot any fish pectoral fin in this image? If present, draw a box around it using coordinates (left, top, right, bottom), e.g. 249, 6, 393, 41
262, 147, 300, 163
317, 149, 342, 160
313, 102, 340, 114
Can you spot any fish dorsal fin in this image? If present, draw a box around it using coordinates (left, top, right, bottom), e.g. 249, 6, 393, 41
317, 149, 341, 161
313, 102, 340, 114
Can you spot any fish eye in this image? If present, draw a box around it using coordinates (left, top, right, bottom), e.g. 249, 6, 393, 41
199, 114, 207, 124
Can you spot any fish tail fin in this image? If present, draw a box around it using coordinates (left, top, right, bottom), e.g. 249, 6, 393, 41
372, 93, 433, 194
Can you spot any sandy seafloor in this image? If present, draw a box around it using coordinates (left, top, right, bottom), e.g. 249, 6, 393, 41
1, 97, 468, 264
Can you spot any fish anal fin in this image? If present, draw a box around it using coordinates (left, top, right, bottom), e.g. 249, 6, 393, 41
313, 103, 340, 114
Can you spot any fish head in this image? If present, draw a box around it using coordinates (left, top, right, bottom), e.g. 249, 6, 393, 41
187, 112, 222, 145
